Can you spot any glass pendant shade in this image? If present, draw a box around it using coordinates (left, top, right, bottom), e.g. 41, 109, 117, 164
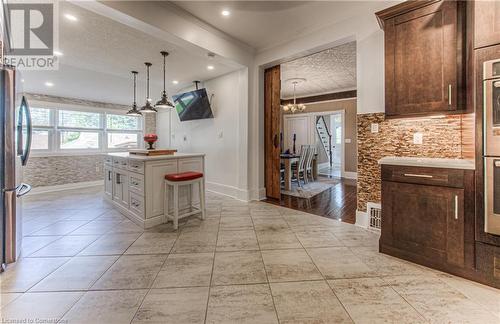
141, 62, 157, 113
155, 51, 174, 109
127, 71, 141, 116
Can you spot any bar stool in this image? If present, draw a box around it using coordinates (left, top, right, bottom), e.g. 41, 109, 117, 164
164, 171, 206, 230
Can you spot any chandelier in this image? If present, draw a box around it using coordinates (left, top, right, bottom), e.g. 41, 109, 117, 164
282, 78, 306, 113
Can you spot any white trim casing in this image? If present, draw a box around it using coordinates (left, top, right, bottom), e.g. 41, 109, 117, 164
29, 180, 104, 195
355, 209, 369, 228
206, 181, 250, 202
342, 171, 358, 179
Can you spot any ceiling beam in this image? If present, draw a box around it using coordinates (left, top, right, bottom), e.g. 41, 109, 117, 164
280, 90, 356, 105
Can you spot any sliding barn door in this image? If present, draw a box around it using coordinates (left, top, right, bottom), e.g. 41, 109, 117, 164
264, 65, 281, 200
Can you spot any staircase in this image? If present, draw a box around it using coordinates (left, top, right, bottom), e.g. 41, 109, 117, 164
315, 116, 333, 167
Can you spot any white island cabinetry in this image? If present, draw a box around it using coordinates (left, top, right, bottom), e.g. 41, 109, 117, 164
104, 152, 205, 228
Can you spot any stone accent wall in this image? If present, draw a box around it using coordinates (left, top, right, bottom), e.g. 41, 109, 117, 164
144, 113, 157, 134
24, 155, 104, 187
357, 113, 474, 212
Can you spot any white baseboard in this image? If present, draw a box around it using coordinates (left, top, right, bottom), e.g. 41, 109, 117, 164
355, 209, 369, 228
29, 180, 103, 195
342, 171, 357, 180
206, 181, 250, 202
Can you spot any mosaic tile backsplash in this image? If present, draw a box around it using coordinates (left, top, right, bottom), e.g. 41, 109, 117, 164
357, 113, 475, 212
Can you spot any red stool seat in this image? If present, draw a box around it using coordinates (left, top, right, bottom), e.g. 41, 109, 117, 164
165, 171, 203, 182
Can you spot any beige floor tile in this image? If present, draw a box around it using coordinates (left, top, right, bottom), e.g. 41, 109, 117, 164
271, 280, 352, 323
1, 292, 83, 323
384, 275, 500, 323
261, 249, 323, 282
22, 219, 59, 236
31, 220, 89, 236
153, 253, 214, 288
217, 230, 259, 251
256, 229, 302, 250
0, 293, 22, 308
182, 217, 220, 233
307, 247, 376, 279
219, 216, 254, 231
329, 277, 425, 324
212, 251, 267, 285
91, 254, 166, 290
107, 220, 144, 234
350, 246, 424, 276
1, 257, 69, 292
20, 235, 62, 256
133, 287, 209, 323
61, 290, 147, 324
294, 229, 343, 248
70, 220, 122, 235
28, 235, 100, 257
125, 232, 177, 255
172, 231, 217, 253
30, 256, 118, 291
206, 284, 278, 324
64, 208, 107, 221
332, 230, 380, 247
252, 217, 289, 231
96, 209, 127, 221
79, 233, 142, 255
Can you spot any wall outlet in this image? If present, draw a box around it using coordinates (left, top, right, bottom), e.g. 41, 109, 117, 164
413, 132, 423, 145
370, 123, 379, 133
345, 138, 352, 144
183, 135, 187, 142
218, 131, 223, 139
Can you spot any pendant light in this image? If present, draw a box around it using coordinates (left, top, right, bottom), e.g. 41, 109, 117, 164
126, 71, 141, 116
155, 51, 174, 109
140, 62, 157, 113
282, 78, 306, 113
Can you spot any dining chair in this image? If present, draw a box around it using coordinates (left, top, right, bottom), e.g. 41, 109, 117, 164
292, 145, 309, 186
306, 145, 316, 182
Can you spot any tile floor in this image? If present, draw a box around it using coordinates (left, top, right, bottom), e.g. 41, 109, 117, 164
1, 186, 499, 324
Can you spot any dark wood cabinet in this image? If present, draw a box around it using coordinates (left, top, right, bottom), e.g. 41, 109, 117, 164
473, 0, 500, 49
381, 165, 477, 280
376, 0, 466, 117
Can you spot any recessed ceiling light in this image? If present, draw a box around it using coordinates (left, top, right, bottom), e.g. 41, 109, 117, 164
53, 50, 63, 56
64, 13, 78, 21
221, 10, 230, 16
207, 65, 214, 70
45, 82, 54, 87
172, 80, 179, 85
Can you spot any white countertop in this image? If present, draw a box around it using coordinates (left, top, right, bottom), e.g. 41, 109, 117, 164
107, 152, 205, 161
378, 156, 475, 170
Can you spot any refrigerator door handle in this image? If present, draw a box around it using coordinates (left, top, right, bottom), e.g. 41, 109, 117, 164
16, 183, 32, 197
19, 96, 32, 166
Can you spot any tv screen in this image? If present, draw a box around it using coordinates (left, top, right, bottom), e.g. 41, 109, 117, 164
172, 88, 214, 121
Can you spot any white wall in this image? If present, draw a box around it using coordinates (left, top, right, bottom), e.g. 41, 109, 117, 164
157, 69, 249, 200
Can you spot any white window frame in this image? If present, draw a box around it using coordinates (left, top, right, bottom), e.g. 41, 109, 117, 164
29, 101, 144, 156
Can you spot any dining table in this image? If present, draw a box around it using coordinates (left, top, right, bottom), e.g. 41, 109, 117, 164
280, 153, 318, 191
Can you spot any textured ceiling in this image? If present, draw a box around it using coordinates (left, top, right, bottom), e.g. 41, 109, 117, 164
281, 41, 356, 99
21, 1, 239, 105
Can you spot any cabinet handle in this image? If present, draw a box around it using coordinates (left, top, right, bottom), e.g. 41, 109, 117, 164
116, 174, 121, 184
403, 173, 433, 178
454, 195, 458, 220
448, 84, 452, 106
108, 171, 112, 181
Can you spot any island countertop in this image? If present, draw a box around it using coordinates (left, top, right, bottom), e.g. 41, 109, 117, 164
107, 152, 205, 161
378, 156, 475, 170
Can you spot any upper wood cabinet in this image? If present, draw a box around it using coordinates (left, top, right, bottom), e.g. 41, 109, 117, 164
473, 0, 500, 49
376, 1, 466, 117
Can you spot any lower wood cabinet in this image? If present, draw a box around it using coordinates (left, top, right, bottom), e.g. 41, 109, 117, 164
380, 165, 475, 276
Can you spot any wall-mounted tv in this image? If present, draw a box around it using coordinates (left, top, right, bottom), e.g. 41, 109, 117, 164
172, 88, 214, 122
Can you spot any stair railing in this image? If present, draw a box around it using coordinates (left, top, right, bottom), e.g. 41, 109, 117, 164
315, 116, 333, 167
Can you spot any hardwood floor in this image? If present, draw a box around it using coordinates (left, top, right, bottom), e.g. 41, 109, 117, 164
264, 176, 357, 224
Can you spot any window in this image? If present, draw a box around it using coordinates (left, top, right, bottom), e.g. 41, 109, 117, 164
30, 106, 142, 154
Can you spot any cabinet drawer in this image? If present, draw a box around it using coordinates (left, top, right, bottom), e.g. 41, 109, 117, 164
129, 192, 144, 218
129, 173, 144, 195
113, 157, 128, 170
128, 160, 144, 174
178, 157, 203, 173
381, 165, 465, 188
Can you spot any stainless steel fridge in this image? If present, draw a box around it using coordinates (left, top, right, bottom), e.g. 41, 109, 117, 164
1, 65, 32, 271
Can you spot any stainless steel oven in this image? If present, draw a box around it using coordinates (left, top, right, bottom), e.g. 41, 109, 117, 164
484, 58, 500, 235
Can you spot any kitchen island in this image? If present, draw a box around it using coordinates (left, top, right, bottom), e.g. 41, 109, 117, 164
104, 152, 205, 228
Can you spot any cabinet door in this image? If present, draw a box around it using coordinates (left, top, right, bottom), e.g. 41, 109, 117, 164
112, 171, 122, 203
104, 166, 113, 199
178, 158, 204, 207
382, 181, 465, 267
385, 0, 464, 116
119, 172, 129, 208
145, 160, 178, 218
474, 0, 500, 49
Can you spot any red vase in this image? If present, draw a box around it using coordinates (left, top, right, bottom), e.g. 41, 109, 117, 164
144, 134, 158, 150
